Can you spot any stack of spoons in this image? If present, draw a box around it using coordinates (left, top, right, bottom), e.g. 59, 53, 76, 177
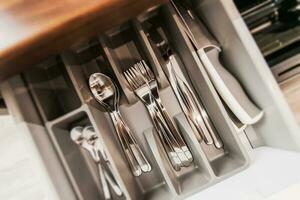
70, 125, 123, 200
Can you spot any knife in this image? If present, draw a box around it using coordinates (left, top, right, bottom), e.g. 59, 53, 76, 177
171, 0, 264, 125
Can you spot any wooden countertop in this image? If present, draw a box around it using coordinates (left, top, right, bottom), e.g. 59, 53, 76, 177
0, 0, 167, 81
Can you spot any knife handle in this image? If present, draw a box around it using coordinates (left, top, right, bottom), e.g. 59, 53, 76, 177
197, 47, 263, 125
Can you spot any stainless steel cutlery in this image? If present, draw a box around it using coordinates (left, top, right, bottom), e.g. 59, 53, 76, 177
124, 60, 193, 171
145, 21, 223, 148
70, 126, 123, 199
73, 0, 263, 176
89, 73, 152, 176
171, 0, 263, 125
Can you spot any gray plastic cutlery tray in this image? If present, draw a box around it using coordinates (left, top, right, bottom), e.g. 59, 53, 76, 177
2, 0, 300, 200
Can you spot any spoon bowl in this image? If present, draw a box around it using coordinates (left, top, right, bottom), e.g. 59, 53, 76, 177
82, 125, 98, 143
89, 73, 119, 111
70, 126, 84, 145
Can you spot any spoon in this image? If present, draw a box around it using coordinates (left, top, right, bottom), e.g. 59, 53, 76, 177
83, 126, 108, 161
83, 126, 123, 197
71, 126, 111, 199
89, 73, 151, 176
70, 126, 97, 160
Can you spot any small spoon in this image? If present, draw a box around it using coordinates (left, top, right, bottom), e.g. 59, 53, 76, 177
71, 126, 110, 199
70, 126, 97, 160
83, 126, 108, 161
83, 126, 123, 197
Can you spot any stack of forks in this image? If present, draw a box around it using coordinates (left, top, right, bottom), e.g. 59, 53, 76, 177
124, 60, 193, 171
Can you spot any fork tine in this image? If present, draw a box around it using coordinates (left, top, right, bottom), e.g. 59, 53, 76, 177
132, 66, 145, 86
124, 71, 136, 90
137, 62, 150, 81
141, 60, 155, 80
128, 68, 139, 87
134, 64, 141, 76
134, 64, 148, 83
146, 63, 155, 80
129, 68, 141, 89
127, 69, 140, 88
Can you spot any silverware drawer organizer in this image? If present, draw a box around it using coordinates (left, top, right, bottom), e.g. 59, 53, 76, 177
2, 0, 299, 200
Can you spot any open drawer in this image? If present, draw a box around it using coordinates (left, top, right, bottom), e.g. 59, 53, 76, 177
1, 0, 299, 200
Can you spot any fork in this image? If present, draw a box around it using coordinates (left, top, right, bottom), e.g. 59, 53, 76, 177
124, 60, 193, 170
